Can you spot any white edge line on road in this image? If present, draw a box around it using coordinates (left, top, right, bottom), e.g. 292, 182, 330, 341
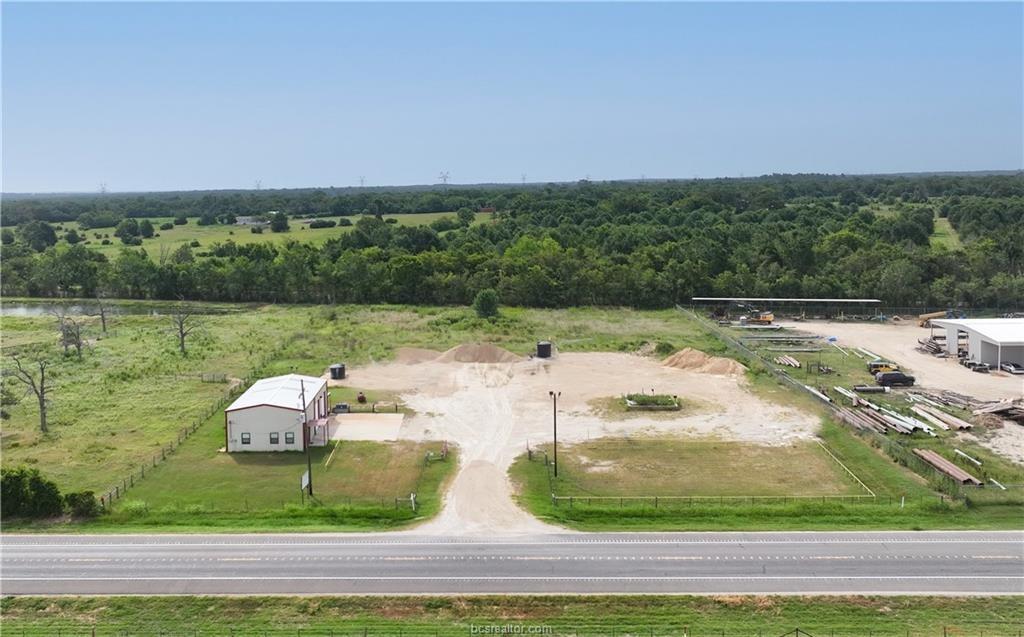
6, 576, 1023, 581
4, 540, 1023, 549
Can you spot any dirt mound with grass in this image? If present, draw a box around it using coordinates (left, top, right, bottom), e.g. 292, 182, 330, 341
662, 348, 747, 376
435, 343, 523, 364
394, 347, 443, 364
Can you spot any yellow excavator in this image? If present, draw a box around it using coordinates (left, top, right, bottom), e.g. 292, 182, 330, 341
740, 310, 774, 325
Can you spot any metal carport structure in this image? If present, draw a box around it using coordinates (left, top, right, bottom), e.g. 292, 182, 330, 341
930, 318, 1024, 367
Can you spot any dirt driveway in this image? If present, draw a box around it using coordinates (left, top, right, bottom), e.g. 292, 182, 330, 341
329, 351, 817, 535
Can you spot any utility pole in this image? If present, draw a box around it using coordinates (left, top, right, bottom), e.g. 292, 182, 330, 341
549, 390, 561, 477
300, 379, 313, 496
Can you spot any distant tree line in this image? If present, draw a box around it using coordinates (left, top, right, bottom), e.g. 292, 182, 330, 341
2, 174, 1023, 309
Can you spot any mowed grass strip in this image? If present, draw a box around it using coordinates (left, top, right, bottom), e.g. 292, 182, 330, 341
540, 438, 867, 497
930, 216, 963, 249
3, 595, 1021, 636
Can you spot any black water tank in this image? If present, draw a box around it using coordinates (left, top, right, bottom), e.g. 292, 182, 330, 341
329, 363, 346, 380
536, 341, 552, 358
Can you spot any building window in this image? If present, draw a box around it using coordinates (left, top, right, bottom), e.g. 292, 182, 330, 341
270, 432, 279, 444
241, 433, 251, 445
285, 432, 295, 444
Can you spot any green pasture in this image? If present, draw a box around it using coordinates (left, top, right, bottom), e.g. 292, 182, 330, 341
3, 595, 1021, 636
62, 211, 492, 257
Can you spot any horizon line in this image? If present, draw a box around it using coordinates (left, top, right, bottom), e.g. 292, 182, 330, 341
3, 168, 1022, 198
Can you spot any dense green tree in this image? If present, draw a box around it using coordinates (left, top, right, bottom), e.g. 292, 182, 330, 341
18, 220, 58, 252
472, 288, 500, 318
269, 212, 290, 233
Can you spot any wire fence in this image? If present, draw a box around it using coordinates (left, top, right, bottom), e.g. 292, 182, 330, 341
5, 625, 1023, 637
682, 308, 1022, 505
99, 333, 306, 509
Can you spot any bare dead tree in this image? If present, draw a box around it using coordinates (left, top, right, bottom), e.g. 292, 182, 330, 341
92, 293, 110, 334
63, 316, 86, 360
169, 303, 205, 355
49, 308, 70, 356
8, 354, 52, 433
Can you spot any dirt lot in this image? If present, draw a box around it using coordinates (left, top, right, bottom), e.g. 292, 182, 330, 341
796, 320, 1024, 464
794, 320, 1023, 402
329, 346, 817, 534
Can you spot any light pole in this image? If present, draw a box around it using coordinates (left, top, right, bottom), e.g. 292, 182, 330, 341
549, 390, 561, 477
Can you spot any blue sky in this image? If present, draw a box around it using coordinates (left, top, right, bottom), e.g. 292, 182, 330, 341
2, 2, 1021, 193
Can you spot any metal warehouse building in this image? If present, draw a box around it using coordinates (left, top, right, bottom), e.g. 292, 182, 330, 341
930, 318, 1024, 368
224, 374, 329, 452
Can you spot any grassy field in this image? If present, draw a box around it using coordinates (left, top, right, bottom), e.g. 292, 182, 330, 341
3, 595, 1021, 636
0, 304, 296, 492
527, 438, 867, 497
1, 301, 720, 530
4, 299, 1020, 531
57, 211, 492, 257
511, 417, 1023, 531
930, 216, 963, 249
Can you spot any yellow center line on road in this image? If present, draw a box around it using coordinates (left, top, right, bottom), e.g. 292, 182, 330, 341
66, 558, 111, 562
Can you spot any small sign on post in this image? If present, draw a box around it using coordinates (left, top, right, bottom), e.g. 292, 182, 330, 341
301, 470, 310, 491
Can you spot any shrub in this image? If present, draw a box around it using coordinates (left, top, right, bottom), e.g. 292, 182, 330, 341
472, 288, 500, 319
338, 218, 353, 227
429, 216, 460, 232
654, 341, 675, 356
120, 500, 149, 516
101, 239, 111, 245
308, 219, 337, 229
2, 228, 15, 245
269, 212, 290, 232
65, 491, 100, 517
173, 214, 188, 225
159, 222, 174, 230
139, 219, 155, 238
625, 393, 678, 406
250, 226, 264, 234
1, 467, 65, 518
189, 240, 201, 248
385, 218, 398, 224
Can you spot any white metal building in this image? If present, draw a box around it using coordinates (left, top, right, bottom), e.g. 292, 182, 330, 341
930, 318, 1024, 367
224, 374, 329, 452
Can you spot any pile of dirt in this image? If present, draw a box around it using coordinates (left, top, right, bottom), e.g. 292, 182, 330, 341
435, 343, 523, 364
394, 347, 443, 364
662, 348, 747, 376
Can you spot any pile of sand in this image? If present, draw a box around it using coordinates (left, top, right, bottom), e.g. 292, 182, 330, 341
435, 343, 523, 364
394, 347, 443, 365
662, 348, 747, 376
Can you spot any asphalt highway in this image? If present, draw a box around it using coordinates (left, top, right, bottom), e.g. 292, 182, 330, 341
2, 531, 1022, 595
